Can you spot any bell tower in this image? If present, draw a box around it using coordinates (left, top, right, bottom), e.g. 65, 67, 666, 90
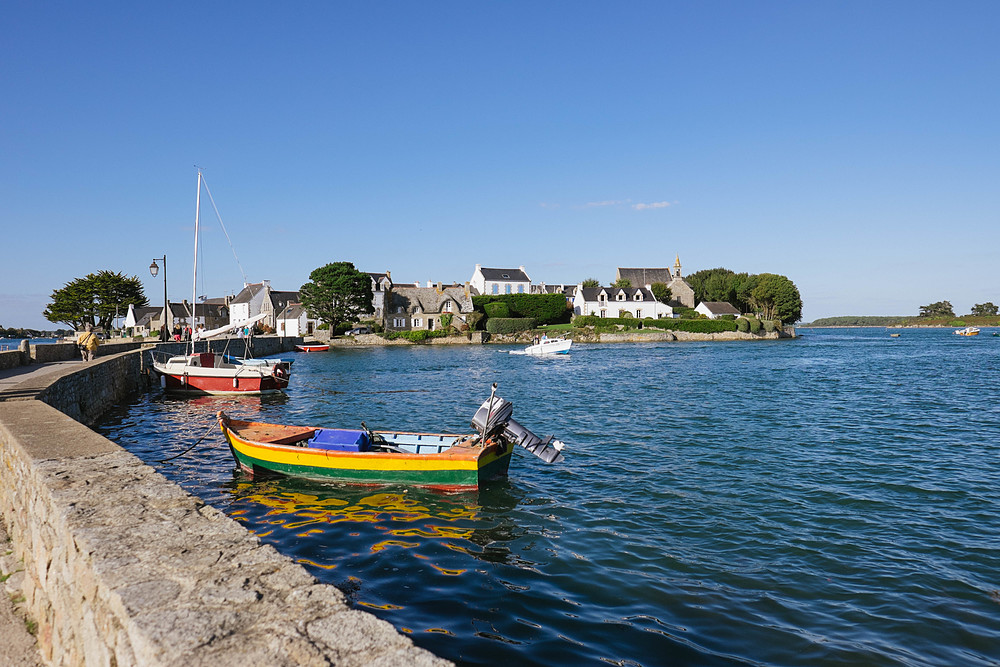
673, 254, 682, 279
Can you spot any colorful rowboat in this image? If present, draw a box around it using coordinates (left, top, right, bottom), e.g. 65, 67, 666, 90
295, 343, 330, 352
217, 386, 565, 491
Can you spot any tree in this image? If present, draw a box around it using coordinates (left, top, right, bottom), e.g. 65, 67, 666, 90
746, 273, 802, 323
612, 277, 632, 288
299, 262, 373, 328
971, 302, 998, 317
44, 271, 148, 331
919, 301, 955, 318
581, 278, 600, 288
650, 282, 672, 304
687, 268, 756, 313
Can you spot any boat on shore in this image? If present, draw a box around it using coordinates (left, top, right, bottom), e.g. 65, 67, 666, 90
953, 327, 980, 336
509, 336, 572, 356
218, 385, 565, 490
295, 343, 330, 352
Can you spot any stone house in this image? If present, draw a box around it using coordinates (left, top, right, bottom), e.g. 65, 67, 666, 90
387, 284, 475, 332
366, 271, 392, 323
124, 305, 161, 336
572, 286, 674, 319
616, 255, 695, 308
695, 301, 741, 319
469, 265, 531, 296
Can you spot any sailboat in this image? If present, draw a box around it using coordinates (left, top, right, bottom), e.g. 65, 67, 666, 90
150, 170, 293, 395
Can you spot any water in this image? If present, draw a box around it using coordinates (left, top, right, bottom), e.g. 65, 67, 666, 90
96, 330, 1000, 666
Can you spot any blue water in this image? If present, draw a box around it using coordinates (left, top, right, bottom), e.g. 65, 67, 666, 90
96, 329, 1000, 666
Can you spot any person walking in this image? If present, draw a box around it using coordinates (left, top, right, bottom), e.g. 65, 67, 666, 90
79, 323, 99, 362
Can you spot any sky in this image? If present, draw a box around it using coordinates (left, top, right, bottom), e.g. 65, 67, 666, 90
2, 1, 998, 329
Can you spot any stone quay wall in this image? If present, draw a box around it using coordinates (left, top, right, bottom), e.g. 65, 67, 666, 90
0, 338, 448, 666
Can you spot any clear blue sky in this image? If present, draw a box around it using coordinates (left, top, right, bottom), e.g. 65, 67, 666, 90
3, 2, 998, 329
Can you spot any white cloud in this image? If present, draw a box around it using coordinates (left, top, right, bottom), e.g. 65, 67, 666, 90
585, 200, 625, 208
539, 202, 560, 209
632, 201, 672, 210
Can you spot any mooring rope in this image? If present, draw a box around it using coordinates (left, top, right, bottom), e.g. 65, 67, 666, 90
158, 416, 223, 464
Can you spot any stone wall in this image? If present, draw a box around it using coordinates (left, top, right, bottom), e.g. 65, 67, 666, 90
0, 340, 448, 666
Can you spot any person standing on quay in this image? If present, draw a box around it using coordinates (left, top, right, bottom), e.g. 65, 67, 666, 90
79, 323, 99, 362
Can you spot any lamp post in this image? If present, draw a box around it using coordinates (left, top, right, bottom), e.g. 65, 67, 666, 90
149, 256, 168, 341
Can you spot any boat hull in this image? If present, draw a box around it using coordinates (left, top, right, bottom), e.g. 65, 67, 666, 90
510, 338, 572, 355
221, 417, 514, 491
152, 355, 291, 395
295, 344, 330, 352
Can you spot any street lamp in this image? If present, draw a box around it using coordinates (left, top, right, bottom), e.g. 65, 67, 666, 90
150, 256, 168, 341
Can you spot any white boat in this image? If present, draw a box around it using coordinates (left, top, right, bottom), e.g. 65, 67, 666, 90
953, 327, 980, 336
150, 170, 293, 395
509, 336, 572, 355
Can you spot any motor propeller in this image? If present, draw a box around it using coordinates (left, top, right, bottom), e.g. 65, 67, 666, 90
471, 385, 565, 463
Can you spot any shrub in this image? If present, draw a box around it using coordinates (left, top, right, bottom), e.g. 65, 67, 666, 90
763, 319, 776, 333
484, 302, 511, 318
486, 318, 537, 334
317, 323, 330, 330
674, 307, 700, 319
736, 317, 750, 333
772, 319, 783, 333
576, 315, 736, 333
746, 316, 762, 334
383, 329, 451, 342
949, 319, 966, 327
440, 313, 454, 329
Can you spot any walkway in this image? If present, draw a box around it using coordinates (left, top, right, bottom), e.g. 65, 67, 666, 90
0, 517, 43, 667
0, 360, 83, 401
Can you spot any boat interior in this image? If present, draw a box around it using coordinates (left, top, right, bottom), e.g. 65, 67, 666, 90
233, 421, 470, 455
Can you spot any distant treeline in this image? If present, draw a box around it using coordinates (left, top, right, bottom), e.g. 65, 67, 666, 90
802, 316, 910, 327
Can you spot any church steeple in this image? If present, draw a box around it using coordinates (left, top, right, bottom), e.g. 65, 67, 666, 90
673, 254, 682, 279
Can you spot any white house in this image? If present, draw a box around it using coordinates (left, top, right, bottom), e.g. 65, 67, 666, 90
470, 265, 531, 296
276, 303, 315, 337
229, 281, 299, 331
695, 301, 741, 319
572, 285, 674, 319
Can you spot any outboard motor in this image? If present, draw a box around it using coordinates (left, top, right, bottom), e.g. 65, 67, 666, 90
471, 384, 565, 464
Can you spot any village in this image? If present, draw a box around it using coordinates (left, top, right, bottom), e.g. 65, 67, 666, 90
123, 256, 746, 340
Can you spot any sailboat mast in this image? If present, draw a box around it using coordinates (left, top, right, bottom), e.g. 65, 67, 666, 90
192, 169, 202, 341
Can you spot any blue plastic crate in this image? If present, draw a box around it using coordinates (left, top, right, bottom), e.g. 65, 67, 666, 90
307, 429, 370, 452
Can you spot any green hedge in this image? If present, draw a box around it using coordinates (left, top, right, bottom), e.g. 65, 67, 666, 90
485, 317, 537, 334
484, 302, 511, 318
746, 315, 761, 334
473, 294, 569, 324
736, 317, 750, 333
574, 315, 737, 333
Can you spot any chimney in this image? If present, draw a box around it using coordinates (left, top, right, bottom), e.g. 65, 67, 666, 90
436, 281, 443, 291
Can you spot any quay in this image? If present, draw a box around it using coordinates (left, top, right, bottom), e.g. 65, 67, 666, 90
0, 339, 448, 666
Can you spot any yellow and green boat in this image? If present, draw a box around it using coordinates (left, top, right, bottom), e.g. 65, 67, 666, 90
218, 388, 565, 491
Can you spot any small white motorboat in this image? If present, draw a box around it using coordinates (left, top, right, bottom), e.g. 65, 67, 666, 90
953, 327, 980, 336
509, 336, 572, 355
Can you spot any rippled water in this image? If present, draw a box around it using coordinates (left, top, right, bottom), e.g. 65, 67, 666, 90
97, 329, 1000, 666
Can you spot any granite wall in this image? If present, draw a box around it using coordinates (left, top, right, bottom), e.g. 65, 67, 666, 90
0, 341, 448, 666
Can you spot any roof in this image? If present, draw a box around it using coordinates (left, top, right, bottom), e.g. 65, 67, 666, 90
277, 303, 307, 320
167, 302, 230, 318
615, 268, 673, 287
479, 267, 530, 282
230, 282, 266, 304
390, 286, 473, 314
268, 290, 300, 310
699, 301, 741, 315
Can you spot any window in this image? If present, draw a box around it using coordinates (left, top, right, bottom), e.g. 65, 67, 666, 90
636, 309, 643, 318
599, 293, 607, 303
442, 300, 453, 312
600, 309, 607, 318
393, 318, 405, 328
517, 284, 524, 293
414, 306, 422, 314
413, 318, 422, 328
501, 273, 510, 279
492, 284, 499, 295
505, 284, 512, 294
634, 292, 643, 301
617, 292, 625, 301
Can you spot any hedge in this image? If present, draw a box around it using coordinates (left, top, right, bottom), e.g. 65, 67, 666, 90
746, 316, 762, 334
483, 302, 510, 318
574, 315, 737, 333
736, 317, 750, 333
485, 318, 538, 334
382, 329, 451, 342
473, 293, 569, 324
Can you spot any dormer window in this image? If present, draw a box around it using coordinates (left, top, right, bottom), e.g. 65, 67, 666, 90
599, 292, 607, 303
634, 292, 643, 301
442, 300, 453, 312
616, 292, 625, 301
501, 273, 510, 279
414, 306, 422, 314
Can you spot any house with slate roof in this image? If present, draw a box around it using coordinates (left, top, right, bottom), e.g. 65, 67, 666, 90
469, 265, 531, 296
616, 255, 695, 308
367, 271, 392, 322
124, 304, 161, 337
387, 284, 474, 332
572, 285, 674, 319
229, 281, 300, 331
695, 301, 741, 319
276, 303, 315, 337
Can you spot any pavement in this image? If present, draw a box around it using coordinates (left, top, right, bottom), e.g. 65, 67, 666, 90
0, 360, 84, 400
0, 517, 43, 667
